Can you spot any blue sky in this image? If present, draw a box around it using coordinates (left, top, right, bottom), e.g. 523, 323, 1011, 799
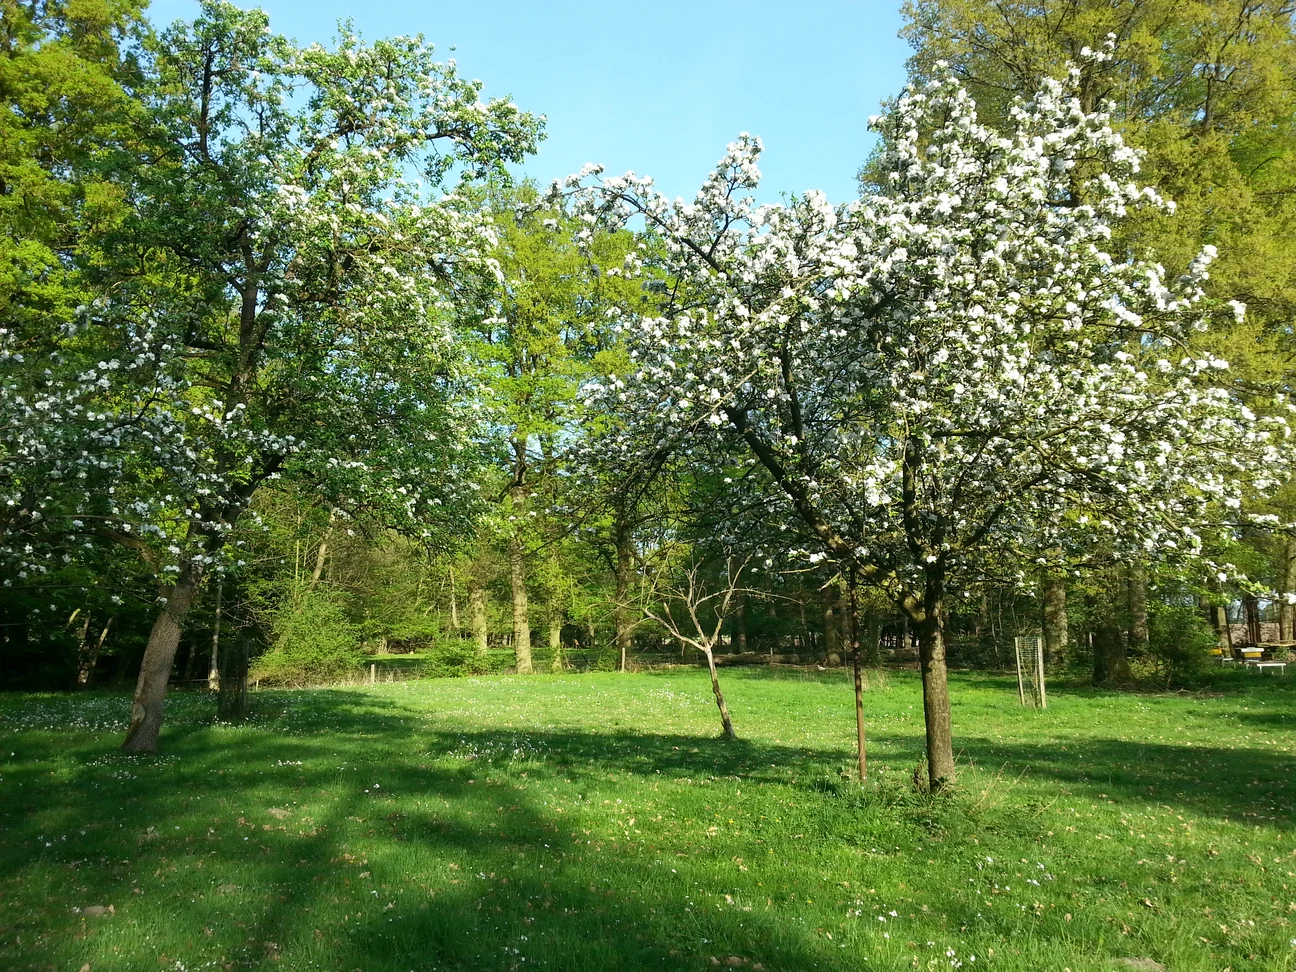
145, 0, 912, 204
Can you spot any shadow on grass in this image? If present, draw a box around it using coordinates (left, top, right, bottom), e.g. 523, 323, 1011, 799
952, 734, 1295, 828
3, 681, 1295, 971
0, 691, 859, 972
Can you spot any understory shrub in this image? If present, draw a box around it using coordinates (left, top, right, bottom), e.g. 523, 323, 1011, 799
419, 638, 515, 678
1146, 598, 1218, 684
250, 585, 361, 687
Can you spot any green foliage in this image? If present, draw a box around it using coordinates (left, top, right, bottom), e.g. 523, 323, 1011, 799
249, 584, 361, 687
3, 1, 543, 672
418, 638, 514, 678
0, 0, 143, 327
1145, 597, 1220, 682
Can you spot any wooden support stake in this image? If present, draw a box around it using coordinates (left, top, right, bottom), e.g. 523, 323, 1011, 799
848, 570, 867, 781
1036, 637, 1047, 709
1015, 638, 1026, 706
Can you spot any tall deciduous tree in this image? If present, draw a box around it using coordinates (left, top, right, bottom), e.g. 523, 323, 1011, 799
0, 0, 145, 583
563, 70, 1288, 791
5, 1, 541, 750
895, 0, 1296, 625
464, 189, 645, 672
0, 0, 144, 326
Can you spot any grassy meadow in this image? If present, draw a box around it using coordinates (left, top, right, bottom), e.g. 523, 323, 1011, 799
1, 667, 1294, 972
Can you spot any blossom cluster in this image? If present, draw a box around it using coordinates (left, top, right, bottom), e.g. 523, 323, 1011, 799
559, 67, 1290, 596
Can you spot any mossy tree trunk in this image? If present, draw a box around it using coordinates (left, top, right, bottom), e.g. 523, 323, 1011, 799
509, 531, 532, 674
1092, 581, 1132, 684
1041, 574, 1067, 665
1127, 563, 1148, 653
548, 608, 564, 673
469, 586, 488, 657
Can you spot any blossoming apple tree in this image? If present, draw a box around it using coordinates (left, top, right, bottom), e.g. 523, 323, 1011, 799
560, 69, 1289, 790
2, 1, 542, 752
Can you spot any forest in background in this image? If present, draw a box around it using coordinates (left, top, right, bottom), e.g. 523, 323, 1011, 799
2, 0, 1296, 781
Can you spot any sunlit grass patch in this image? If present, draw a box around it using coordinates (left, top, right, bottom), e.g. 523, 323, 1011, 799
0, 668, 1293, 971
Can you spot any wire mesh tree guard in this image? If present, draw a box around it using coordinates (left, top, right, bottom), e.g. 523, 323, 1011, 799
1014, 634, 1047, 709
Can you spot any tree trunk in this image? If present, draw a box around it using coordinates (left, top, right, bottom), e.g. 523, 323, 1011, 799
1127, 563, 1148, 652
976, 594, 992, 661
1282, 533, 1296, 641
208, 579, 223, 691
822, 590, 838, 662
702, 647, 735, 739
510, 533, 532, 674
848, 572, 867, 781
182, 633, 200, 684
614, 528, 634, 671
916, 573, 955, 791
1205, 597, 1229, 649
77, 617, 111, 689
548, 608, 564, 673
1092, 588, 1132, 684
1244, 594, 1262, 645
469, 586, 488, 656
1041, 574, 1067, 665
735, 598, 748, 654
217, 635, 248, 721
1204, 572, 1230, 652
448, 567, 460, 631
836, 585, 851, 659
864, 612, 881, 667
122, 561, 206, 753
71, 611, 91, 687
308, 521, 331, 588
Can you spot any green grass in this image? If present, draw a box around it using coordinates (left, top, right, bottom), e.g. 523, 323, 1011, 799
1, 668, 1294, 972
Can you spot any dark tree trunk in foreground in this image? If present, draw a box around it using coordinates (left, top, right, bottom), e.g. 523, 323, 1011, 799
122, 561, 206, 753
